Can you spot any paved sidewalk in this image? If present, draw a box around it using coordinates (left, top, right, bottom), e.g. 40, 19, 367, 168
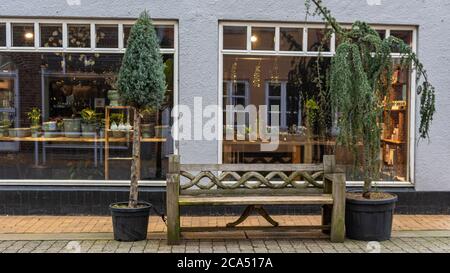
0, 237, 449, 253
0, 215, 449, 253
1, 215, 449, 235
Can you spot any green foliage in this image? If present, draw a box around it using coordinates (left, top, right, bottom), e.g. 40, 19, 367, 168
26, 108, 41, 126
117, 11, 166, 110
80, 108, 97, 124
110, 113, 125, 125
305, 0, 436, 195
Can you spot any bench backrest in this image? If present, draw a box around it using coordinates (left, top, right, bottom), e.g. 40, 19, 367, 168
168, 155, 337, 195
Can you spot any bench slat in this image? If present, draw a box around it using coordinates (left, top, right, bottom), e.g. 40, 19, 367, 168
179, 163, 324, 172
179, 194, 333, 206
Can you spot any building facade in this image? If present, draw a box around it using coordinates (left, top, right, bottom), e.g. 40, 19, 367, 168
0, 0, 449, 214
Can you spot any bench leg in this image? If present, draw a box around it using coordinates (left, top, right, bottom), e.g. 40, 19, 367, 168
330, 173, 346, 243
167, 173, 180, 245
227, 205, 279, 228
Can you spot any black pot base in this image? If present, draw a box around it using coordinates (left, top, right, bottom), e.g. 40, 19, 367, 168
110, 201, 152, 242
345, 194, 398, 241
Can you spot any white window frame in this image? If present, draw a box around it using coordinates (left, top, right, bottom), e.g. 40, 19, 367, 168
219, 21, 417, 187
0, 18, 179, 186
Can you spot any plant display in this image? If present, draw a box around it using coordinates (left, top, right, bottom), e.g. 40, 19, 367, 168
26, 108, 41, 127
304, 0, 436, 198
80, 108, 97, 124
117, 11, 166, 208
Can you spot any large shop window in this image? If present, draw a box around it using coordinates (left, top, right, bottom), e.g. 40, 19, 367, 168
221, 23, 415, 183
0, 20, 177, 182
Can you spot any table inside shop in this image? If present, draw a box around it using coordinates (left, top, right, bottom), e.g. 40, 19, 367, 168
223, 138, 336, 164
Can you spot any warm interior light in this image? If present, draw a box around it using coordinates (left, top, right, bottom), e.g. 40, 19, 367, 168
250, 35, 258, 43
24, 32, 34, 39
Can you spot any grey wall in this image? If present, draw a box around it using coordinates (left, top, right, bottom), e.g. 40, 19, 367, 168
1, 0, 449, 191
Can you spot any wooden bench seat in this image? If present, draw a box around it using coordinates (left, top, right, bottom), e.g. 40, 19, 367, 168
166, 155, 346, 244
179, 194, 334, 206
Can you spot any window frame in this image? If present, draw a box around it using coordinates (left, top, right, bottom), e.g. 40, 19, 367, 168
0, 18, 179, 186
219, 21, 417, 187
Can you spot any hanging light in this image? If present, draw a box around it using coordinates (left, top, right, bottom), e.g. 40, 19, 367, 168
24, 32, 34, 40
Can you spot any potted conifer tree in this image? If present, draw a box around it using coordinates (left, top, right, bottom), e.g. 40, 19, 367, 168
109, 11, 166, 242
305, 0, 436, 241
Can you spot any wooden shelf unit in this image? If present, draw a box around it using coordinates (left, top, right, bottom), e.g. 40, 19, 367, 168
381, 66, 409, 179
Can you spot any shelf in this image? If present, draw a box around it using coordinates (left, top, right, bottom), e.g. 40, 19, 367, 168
0, 136, 167, 143
382, 138, 406, 145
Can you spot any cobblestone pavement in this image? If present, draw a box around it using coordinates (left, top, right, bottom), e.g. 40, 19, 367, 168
0, 237, 449, 253
1, 215, 449, 234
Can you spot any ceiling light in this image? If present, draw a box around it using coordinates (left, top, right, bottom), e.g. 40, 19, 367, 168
250, 35, 258, 43
24, 32, 34, 40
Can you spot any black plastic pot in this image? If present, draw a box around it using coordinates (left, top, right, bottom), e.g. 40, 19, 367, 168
345, 193, 398, 241
110, 202, 152, 242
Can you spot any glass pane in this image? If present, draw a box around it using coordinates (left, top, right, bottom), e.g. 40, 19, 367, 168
68, 24, 91, 48
222, 54, 410, 182
268, 83, 281, 96
0, 23, 6, 47
123, 25, 132, 48
233, 82, 247, 96
0, 52, 175, 181
11, 23, 35, 47
376, 29, 386, 39
307, 28, 331, 51
251, 27, 275, 51
390, 30, 413, 53
40, 24, 62, 48
223, 26, 247, 50
155, 25, 174, 48
96, 24, 118, 48
124, 24, 174, 49
280, 28, 303, 51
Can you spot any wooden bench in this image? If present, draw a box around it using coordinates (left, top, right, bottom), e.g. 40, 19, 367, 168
166, 155, 346, 244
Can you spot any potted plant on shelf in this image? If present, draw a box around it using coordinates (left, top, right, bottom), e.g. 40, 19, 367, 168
305, 0, 436, 241
109, 11, 166, 242
80, 108, 98, 138
27, 108, 42, 137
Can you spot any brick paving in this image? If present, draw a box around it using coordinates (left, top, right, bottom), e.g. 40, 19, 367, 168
0, 237, 449, 253
1, 215, 449, 234
0, 215, 449, 253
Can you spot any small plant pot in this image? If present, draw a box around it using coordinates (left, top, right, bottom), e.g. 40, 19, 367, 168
81, 123, 97, 138
141, 123, 155, 138
0, 126, 9, 137
110, 202, 152, 242
31, 126, 42, 138
8, 128, 31, 138
42, 121, 57, 131
63, 118, 81, 138
111, 130, 126, 138
345, 193, 398, 241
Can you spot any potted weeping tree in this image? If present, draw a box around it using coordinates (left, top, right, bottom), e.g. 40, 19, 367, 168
305, 0, 436, 241
109, 11, 166, 242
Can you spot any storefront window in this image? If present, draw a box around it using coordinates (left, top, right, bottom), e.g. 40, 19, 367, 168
124, 24, 175, 49
280, 28, 303, 51
11, 23, 35, 47
0, 23, 6, 47
40, 24, 62, 48
223, 26, 247, 50
0, 19, 177, 182
251, 27, 275, 51
221, 24, 414, 182
68, 24, 91, 48
96, 24, 118, 48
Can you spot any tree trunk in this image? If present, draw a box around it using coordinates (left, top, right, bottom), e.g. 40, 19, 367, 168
129, 108, 141, 208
